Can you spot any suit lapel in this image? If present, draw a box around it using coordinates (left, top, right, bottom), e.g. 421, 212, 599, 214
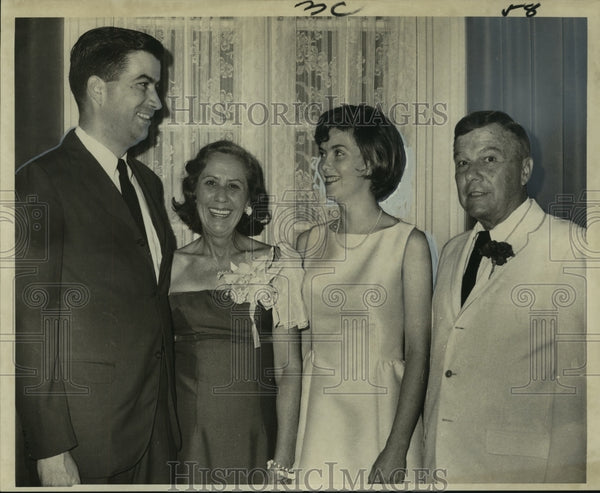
128, 158, 172, 286
458, 201, 546, 315
446, 233, 473, 319
62, 132, 138, 229
62, 131, 157, 274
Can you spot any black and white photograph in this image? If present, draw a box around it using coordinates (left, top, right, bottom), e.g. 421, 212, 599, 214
1, 0, 598, 490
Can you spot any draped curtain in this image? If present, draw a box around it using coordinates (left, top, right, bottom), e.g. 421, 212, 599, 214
15, 18, 64, 168
466, 17, 587, 226
64, 17, 466, 251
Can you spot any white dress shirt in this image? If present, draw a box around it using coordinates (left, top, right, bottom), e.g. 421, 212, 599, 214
75, 127, 162, 280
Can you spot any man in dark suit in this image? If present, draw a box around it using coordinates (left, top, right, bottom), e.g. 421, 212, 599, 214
15, 26, 179, 485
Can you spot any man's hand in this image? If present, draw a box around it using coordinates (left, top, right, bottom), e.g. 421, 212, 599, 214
37, 451, 81, 486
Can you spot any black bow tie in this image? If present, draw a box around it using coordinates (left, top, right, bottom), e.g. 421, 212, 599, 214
461, 232, 515, 305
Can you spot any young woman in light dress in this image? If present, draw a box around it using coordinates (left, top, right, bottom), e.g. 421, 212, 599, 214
294, 105, 432, 487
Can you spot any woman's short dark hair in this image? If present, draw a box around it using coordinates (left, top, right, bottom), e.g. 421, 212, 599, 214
314, 104, 406, 201
454, 110, 531, 159
69, 26, 165, 110
172, 140, 271, 237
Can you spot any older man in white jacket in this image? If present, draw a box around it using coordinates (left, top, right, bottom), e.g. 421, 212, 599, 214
423, 111, 586, 484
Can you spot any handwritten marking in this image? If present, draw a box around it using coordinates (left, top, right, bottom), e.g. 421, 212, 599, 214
502, 3, 541, 17
294, 0, 363, 17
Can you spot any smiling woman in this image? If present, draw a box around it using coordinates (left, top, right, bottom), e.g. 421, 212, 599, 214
195, 154, 253, 240
172, 140, 270, 240
294, 105, 432, 486
168, 140, 308, 484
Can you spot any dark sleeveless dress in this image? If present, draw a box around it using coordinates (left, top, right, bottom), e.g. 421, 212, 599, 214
170, 290, 277, 484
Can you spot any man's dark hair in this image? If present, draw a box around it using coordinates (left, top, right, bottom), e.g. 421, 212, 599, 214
315, 104, 406, 202
454, 110, 531, 159
69, 26, 164, 109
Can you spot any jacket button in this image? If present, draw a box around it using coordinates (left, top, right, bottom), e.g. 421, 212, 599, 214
445, 370, 453, 378
137, 238, 147, 247
155, 351, 162, 359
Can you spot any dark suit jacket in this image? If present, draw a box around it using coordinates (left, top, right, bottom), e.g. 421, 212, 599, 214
15, 129, 180, 478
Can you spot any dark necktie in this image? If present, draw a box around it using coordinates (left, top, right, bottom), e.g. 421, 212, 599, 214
461, 230, 491, 305
117, 159, 148, 244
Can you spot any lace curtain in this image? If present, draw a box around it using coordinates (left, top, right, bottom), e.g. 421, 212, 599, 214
64, 17, 466, 250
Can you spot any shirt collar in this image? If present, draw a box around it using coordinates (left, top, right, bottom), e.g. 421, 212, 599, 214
474, 198, 533, 242
75, 126, 129, 177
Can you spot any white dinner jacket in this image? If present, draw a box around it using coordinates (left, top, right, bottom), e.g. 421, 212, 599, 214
424, 200, 586, 483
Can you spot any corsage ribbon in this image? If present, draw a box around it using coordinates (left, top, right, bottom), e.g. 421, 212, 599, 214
217, 255, 278, 349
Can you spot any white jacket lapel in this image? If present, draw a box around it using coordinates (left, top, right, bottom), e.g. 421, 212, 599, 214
457, 201, 546, 315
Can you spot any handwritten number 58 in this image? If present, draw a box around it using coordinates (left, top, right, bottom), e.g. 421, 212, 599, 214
502, 3, 541, 17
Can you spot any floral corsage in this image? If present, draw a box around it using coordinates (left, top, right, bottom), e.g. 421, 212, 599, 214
217, 255, 279, 348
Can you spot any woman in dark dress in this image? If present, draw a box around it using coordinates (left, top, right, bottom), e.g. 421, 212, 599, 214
170, 140, 307, 484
